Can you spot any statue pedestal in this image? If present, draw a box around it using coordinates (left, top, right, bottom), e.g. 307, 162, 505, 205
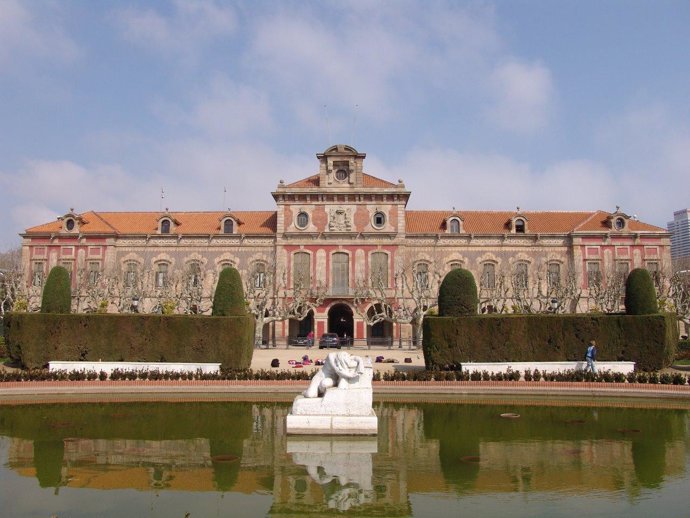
287, 353, 378, 435
287, 409, 378, 435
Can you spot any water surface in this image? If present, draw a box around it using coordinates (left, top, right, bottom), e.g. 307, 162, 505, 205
0, 398, 688, 517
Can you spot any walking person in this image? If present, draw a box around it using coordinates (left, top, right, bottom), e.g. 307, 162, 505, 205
306, 330, 314, 349
585, 340, 597, 375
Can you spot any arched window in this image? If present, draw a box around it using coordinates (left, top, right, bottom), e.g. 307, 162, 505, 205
160, 219, 171, 234
331, 253, 349, 294
449, 219, 460, 233
371, 252, 388, 287
293, 252, 311, 288
481, 263, 495, 289
223, 219, 234, 234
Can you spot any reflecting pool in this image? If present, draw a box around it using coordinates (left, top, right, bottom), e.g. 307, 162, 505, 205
0, 397, 688, 517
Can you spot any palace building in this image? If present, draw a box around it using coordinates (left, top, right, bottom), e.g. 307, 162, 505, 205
20, 145, 670, 345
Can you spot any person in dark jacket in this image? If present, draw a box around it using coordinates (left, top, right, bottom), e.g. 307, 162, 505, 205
585, 340, 597, 374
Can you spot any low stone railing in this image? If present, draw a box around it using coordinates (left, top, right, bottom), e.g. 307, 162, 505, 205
48, 361, 221, 375
462, 361, 635, 375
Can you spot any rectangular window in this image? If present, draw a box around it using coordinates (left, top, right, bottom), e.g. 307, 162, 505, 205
481, 263, 496, 289
88, 261, 100, 285
61, 261, 73, 281
646, 261, 661, 287
156, 263, 168, 288
587, 262, 601, 287
547, 263, 561, 289
293, 252, 311, 289
371, 252, 388, 287
125, 262, 138, 288
253, 263, 266, 289
32, 261, 45, 287
514, 263, 529, 289
415, 263, 429, 289
188, 262, 201, 288
331, 253, 349, 294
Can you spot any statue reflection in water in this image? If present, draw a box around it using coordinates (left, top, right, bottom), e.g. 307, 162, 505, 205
288, 438, 377, 512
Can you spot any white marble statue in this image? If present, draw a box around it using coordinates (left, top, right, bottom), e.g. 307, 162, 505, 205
287, 351, 378, 434
303, 351, 366, 398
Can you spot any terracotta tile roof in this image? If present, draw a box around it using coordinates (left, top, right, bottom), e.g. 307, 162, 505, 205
573, 210, 663, 232
285, 174, 320, 188
285, 173, 397, 188
405, 210, 666, 234
362, 173, 397, 188
25, 211, 277, 235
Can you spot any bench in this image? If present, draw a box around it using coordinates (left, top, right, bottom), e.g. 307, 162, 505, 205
461, 361, 634, 375
48, 361, 221, 376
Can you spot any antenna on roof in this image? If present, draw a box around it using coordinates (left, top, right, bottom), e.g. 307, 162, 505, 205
223, 186, 227, 211
324, 104, 331, 144
160, 187, 165, 212
351, 104, 358, 146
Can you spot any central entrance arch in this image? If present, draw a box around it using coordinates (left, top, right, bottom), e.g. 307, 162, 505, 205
328, 303, 354, 341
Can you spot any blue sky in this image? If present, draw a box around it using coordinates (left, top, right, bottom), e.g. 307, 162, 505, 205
1, 0, 689, 251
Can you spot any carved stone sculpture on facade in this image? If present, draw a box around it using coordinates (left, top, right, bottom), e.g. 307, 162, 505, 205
287, 351, 378, 435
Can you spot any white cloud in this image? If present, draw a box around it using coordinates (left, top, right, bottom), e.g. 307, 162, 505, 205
247, 3, 500, 126
487, 60, 555, 134
114, 0, 236, 58
188, 77, 274, 139
0, 0, 79, 67
388, 147, 616, 214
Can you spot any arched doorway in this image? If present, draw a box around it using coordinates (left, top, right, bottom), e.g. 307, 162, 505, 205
288, 310, 314, 340
328, 303, 354, 341
367, 304, 393, 346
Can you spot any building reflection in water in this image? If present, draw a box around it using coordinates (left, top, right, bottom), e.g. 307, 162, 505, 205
1, 401, 688, 514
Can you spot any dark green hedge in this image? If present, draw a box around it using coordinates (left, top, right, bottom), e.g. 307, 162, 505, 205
423, 313, 678, 372
3, 313, 254, 369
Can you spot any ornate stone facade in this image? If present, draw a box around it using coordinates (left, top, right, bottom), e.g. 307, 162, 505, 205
21, 145, 671, 344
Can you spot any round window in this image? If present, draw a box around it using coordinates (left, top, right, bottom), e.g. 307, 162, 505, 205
65, 218, 75, 231
615, 217, 625, 230
373, 211, 386, 229
335, 169, 348, 181
296, 212, 309, 229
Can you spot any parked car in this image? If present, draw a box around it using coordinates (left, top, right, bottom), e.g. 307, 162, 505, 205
291, 336, 309, 346
319, 333, 341, 349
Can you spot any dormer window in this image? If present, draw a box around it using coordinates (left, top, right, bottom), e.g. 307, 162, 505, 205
607, 207, 630, 231
160, 219, 171, 234
335, 168, 348, 181
515, 218, 525, 233
447, 216, 463, 234
614, 217, 625, 231
65, 218, 75, 232
223, 219, 234, 234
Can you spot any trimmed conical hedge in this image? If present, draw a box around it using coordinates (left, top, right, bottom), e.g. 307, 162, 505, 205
624, 268, 658, 315
212, 267, 246, 316
40, 266, 72, 313
438, 268, 478, 316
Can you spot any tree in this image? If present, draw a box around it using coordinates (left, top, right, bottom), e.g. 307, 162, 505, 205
438, 268, 477, 316
212, 267, 246, 316
625, 268, 658, 315
41, 266, 72, 313
354, 257, 442, 346
0, 247, 27, 318
244, 255, 325, 346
